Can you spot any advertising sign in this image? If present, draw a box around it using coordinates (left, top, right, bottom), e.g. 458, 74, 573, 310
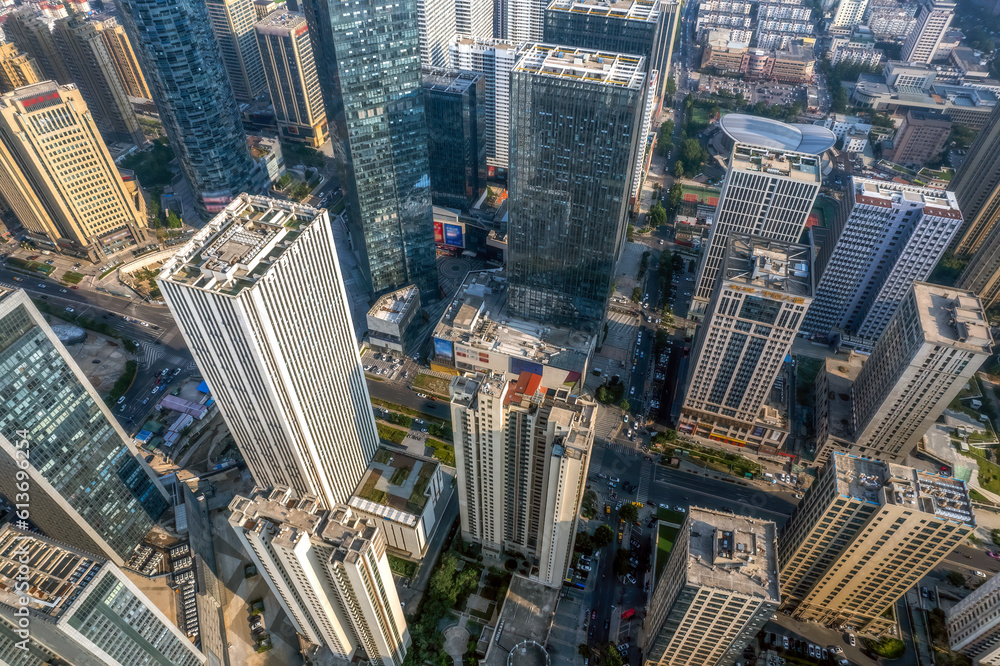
434, 220, 444, 244
433, 337, 454, 360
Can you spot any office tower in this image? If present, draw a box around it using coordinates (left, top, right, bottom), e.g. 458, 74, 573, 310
779, 453, 974, 636
542, 0, 681, 100
254, 11, 328, 147
690, 115, 833, 320
508, 45, 645, 330
0, 523, 205, 666
4, 8, 71, 85
229, 487, 410, 664
832, 0, 869, 27
91, 15, 152, 99
802, 178, 963, 343
303, 0, 439, 300
206, 0, 268, 103
158, 195, 377, 509
53, 15, 146, 146
422, 67, 487, 210
456, 0, 494, 37
449, 36, 517, 175
947, 574, 1000, 664
886, 109, 950, 168
900, 0, 955, 63
643, 508, 780, 666
0, 42, 41, 93
815, 283, 992, 463
681, 235, 812, 448
418, 0, 455, 67
950, 103, 1000, 257
254, 0, 286, 19
117, 0, 259, 218
449, 372, 595, 587
0, 288, 167, 566
506, 0, 546, 44
0, 82, 149, 260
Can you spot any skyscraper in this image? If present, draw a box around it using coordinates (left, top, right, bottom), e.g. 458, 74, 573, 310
802, 177, 963, 343
229, 487, 410, 664
418, 0, 455, 66
0, 523, 205, 666
900, 0, 955, 63
422, 67, 487, 210
947, 574, 1000, 664
206, 0, 268, 103
0, 287, 167, 566
4, 7, 71, 85
681, 235, 813, 448
117, 0, 259, 217
643, 509, 780, 666
449, 371, 595, 587
508, 45, 645, 330
957, 226, 1000, 308
949, 102, 1000, 258
303, 0, 440, 300
0, 82, 149, 260
542, 0, 681, 100
779, 453, 974, 636
690, 115, 833, 320
0, 42, 42, 93
449, 36, 517, 175
455, 0, 494, 37
91, 15, 152, 100
814, 283, 992, 463
158, 195, 377, 510
254, 10, 328, 147
506, 0, 546, 44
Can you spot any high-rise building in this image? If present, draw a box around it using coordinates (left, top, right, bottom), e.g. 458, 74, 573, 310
418, 0, 455, 67
643, 508, 780, 666
832, 0, 869, 27
229, 487, 410, 664
117, 0, 259, 218
4, 7, 71, 85
779, 453, 975, 636
0, 523, 205, 666
813, 283, 992, 463
254, 0, 286, 19
947, 574, 1000, 665
449, 371, 595, 587
508, 45, 645, 330
542, 0, 681, 100
449, 36, 517, 175
957, 226, 1000, 309
206, 0, 268, 103
0, 287, 167, 566
681, 235, 813, 449
303, 0, 439, 300
506, 0, 546, 45
0, 82, 149, 260
254, 10, 328, 147
0, 42, 42, 93
53, 15, 146, 146
802, 178, 963, 343
455, 0, 494, 37
158, 195, 377, 509
422, 67, 487, 210
90, 15, 152, 100
950, 103, 1000, 258
886, 109, 950, 168
900, 0, 955, 63
690, 115, 833, 319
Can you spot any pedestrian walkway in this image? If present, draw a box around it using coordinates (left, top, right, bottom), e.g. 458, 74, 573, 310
637, 463, 655, 504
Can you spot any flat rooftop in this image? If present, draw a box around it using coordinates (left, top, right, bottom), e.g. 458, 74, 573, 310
422, 66, 482, 94
514, 44, 646, 90
686, 508, 780, 602
730, 143, 822, 184
545, 0, 665, 22
158, 194, 324, 297
452, 36, 519, 52
350, 448, 439, 522
254, 9, 307, 33
721, 114, 836, 154
853, 176, 962, 219
912, 282, 993, 354
831, 453, 976, 526
723, 234, 812, 298
823, 354, 865, 442
368, 285, 419, 325
484, 575, 559, 666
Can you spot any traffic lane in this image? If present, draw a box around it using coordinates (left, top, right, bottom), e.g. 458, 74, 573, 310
946, 545, 1000, 575
648, 466, 797, 521
367, 379, 450, 419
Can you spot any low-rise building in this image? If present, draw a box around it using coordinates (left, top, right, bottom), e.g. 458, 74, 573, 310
367, 284, 421, 354
885, 108, 951, 166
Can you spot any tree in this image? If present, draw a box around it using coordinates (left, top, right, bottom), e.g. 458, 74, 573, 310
594, 524, 614, 548
667, 182, 683, 212
992, 529, 1000, 547
575, 531, 595, 555
613, 549, 632, 577
619, 399, 630, 411
578, 644, 592, 659
626, 223, 635, 241
631, 287, 641, 303
620, 503, 638, 524
666, 76, 677, 97
648, 203, 667, 227
947, 570, 967, 587
166, 211, 182, 229
673, 160, 685, 178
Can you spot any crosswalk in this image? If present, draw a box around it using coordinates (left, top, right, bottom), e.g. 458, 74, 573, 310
636, 463, 655, 505
137, 341, 161, 367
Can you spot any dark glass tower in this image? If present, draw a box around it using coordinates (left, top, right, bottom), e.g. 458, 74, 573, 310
508, 45, 645, 331
116, 0, 259, 218
303, 0, 440, 301
422, 67, 487, 211
0, 289, 167, 566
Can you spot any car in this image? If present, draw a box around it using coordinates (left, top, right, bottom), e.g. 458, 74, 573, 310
829, 645, 843, 654
794, 493, 804, 499
616, 501, 623, 510
630, 386, 635, 396
151, 386, 160, 394
848, 634, 856, 647
674, 506, 686, 513
623, 414, 628, 423
782, 636, 789, 650
807, 645, 815, 658
588, 625, 595, 637
117, 396, 126, 404
59, 288, 66, 293
64, 307, 74, 313
626, 574, 636, 584
822, 648, 829, 660
591, 610, 597, 620
37, 283, 45, 288
975, 570, 987, 578
609, 477, 620, 483
921, 586, 928, 598
119, 405, 126, 413
990, 552, 1000, 560
604, 620, 610, 630
618, 643, 629, 655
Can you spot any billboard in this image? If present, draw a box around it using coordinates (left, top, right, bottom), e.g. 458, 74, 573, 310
434, 220, 444, 244
444, 223, 464, 248
510, 357, 544, 377
433, 337, 454, 360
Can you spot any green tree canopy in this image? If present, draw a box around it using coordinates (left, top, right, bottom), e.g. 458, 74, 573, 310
620, 503, 638, 523
594, 524, 614, 548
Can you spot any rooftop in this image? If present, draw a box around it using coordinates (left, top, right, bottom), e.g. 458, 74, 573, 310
368, 285, 420, 325
158, 194, 324, 297
730, 143, 822, 184
451, 35, 519, 52
720, 114, 836, 154
723, 234, 812, 298
853, 176, 962, 218
823, 354, 865, 442
545, 0, 667, 22
483, 575, 559, 666
831, 453, 975, 526
686, 508, 780, 602
452, 371, 597, 433
254, 9, 307, 33
422, 66, 483, 94
350, 447, 440, 522
514, 44, 646, 90
912, 282, 993, 354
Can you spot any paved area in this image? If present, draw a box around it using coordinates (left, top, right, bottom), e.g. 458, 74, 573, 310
444, 626, 470, 666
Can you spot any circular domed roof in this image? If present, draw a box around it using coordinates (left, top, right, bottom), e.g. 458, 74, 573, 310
720, 114, 836, 155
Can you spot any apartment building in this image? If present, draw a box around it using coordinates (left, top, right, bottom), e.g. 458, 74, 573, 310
948, 574, 1000, 664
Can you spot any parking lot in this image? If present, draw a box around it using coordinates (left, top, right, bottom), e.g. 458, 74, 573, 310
361, 348, 414, 382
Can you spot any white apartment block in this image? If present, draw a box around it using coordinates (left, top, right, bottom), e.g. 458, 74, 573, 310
901, 0, 955, 63
831, 42, 884, 67
844, 128, 869, 152
682, 235, 813, 448
948, 574, 1000, 664
449, 371, 595, 587
832, 0, 869, 28
505, 0, 545, 45
758, 0, 812, 21
229, 487, 410, 665
455, 0, 494, 37
631, 69, 659, 204
158, 195, 377, 510
643, 509, 780, 666
418, 0, 455, 66
821, 113, 873, 140
450, 36, 516, 171
868, 7, 917, 40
